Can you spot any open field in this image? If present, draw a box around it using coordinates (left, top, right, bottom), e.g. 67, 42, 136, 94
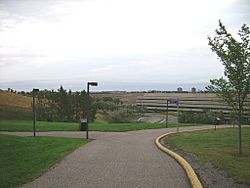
0, 120, 207, 132
164, 127, 250, 185
0, 134, 89, 188
92, 92, 144, 104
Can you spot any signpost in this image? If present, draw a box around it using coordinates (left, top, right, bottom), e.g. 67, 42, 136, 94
166, 98, 180, 132
32, 88, 39, 137
166, 100, 169, 128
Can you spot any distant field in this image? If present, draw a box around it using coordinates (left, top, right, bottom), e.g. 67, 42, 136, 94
0, 120, 206, 132
164, 127, 250, 185
92, 92, 144, 104
0, 134, 89, 188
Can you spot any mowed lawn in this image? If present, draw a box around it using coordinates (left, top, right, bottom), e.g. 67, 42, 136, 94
0, 120, 79, 131
0, 120, 206, 132
0, 134, 89, 188
164, 127, 250, 185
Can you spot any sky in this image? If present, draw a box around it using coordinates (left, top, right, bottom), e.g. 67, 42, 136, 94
0, 0, 250, 91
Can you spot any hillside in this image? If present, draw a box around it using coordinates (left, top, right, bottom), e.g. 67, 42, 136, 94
0, 91, 32, 109
0, 91, 143, 120
0, 91, 32, 120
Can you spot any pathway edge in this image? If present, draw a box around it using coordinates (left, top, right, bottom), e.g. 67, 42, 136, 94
155, 130, 203, 188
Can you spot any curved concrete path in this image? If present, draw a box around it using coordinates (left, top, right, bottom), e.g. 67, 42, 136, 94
1, 125, 221, 188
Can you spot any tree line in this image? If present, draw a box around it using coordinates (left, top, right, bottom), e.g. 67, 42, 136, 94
35, 86, 146, 123
36, 86, 96, 122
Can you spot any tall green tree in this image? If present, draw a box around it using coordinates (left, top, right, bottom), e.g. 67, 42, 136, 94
207, 20, 250, 155
36, 86, 97, 123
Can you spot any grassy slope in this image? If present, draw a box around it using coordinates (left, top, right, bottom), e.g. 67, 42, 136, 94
164, 127, 250, 184
0, 91, 32, 108
0, 105, 32, 120
0, 91, 32, 120
0, 120, 206, 132
0, 134, 89, 188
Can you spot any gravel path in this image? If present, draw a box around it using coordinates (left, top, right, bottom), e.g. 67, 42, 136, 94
1, 125, 219, 188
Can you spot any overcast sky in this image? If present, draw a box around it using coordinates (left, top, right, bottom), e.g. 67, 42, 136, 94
0, 0, 249, 91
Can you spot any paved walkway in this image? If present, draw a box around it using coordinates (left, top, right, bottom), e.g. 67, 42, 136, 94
1, 125, 222, 188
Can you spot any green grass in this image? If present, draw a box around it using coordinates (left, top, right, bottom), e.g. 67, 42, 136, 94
0, 134, 89, 188
0, 120, 206, 132
0, 120, 79, 131
0, 105, 32, 120
164, 127, 250, 185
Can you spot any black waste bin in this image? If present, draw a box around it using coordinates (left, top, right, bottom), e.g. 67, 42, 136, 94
216, 117, 221, 125
80, 119, 87, 131
215, 117, 220, 130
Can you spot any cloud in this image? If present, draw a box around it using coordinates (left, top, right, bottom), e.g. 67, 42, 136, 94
0, 0, 249, 91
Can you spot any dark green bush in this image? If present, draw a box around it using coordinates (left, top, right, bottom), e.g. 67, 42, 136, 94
179, 110, 225, 124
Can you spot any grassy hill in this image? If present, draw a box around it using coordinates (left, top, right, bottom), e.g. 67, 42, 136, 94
0, 91, 32, 120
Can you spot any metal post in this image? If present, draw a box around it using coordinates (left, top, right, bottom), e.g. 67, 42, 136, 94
32, 89, 39, 137
86, 83, 90, 139
86, 82, 98, 139
166, 100, 169, 128
33, 91, 36, 137
177, 98, 179, 132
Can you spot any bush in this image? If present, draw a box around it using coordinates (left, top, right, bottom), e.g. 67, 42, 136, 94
179, 110, 225, 124
36, 86, 97, 123
108, 109, 129, 123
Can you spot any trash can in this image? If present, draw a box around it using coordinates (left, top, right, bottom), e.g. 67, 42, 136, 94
215, 117, 220, 130
80, 118, 87, 131
216, 117, 221, 125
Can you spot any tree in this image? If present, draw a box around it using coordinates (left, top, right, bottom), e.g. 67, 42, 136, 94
36, 86, 97, 123
207, 20, 250, 155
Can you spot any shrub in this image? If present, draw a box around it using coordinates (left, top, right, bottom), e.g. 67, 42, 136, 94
108, 109, 129, 123
179, 110, 225, 124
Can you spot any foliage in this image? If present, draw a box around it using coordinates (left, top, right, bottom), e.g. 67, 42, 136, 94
207, 20, 250, 154
179, 110, 225, 124
107, 105, 147, 123
164, 128, 250, 185
94, 97, 123, 112
0, 134, 89, 188
207, 21, 250, 122
36, 86, 96, 122
95, 97, 147, 123
108, 109, 129, 123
